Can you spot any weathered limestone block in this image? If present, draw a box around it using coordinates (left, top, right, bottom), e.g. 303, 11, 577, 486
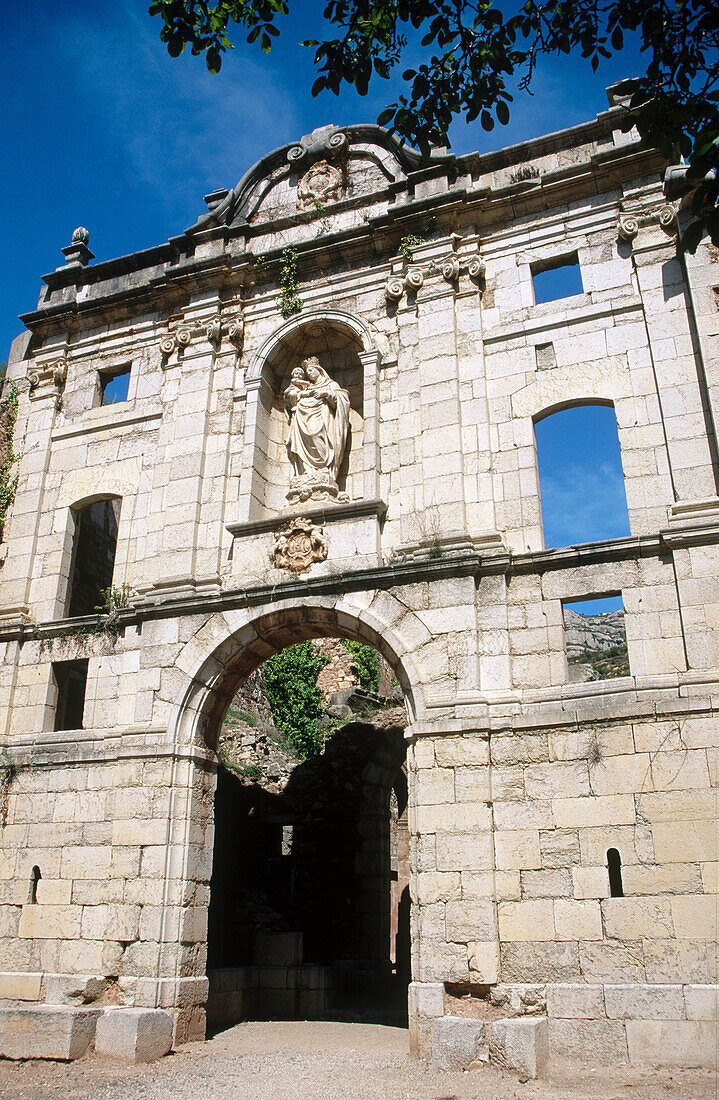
626, 1020, 717, 1067
0, 973, 42, 1002
431, 1015, 486, 1070
548, 1018, 629, 1062
604, 983, 685, 1020
0, 1006, 100, 1060
95, 1007, 173, 1063
45, 974, 112, 1006
489, 1017, 548, 1078
546, 983, 606, 1019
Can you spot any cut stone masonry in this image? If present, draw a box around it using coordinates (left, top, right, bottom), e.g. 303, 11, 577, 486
0, 91, 716, 1071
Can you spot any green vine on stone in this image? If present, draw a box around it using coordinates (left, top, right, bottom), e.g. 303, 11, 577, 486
398, 234, 425, 262
303, 198, 331, 236
278, 246, 303, 318
0, 379, 19, 544
0, 749, 15, 828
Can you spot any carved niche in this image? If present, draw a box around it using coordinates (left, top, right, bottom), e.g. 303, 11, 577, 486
271, 516, 329, 573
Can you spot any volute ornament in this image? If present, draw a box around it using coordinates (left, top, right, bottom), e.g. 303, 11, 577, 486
441, 257, 460, 282
227, 317, 244, 349
206, 317, 222, 348
618, 216, 639, 242
271, 516, 329, 573
160, 334, 177, 359
405, 268, 424, 291
658, 205, 678, 233
385, 277, 404, 303
467, 255, 486, 280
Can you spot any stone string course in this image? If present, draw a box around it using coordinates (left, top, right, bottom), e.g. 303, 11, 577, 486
0, 103, 716, 1069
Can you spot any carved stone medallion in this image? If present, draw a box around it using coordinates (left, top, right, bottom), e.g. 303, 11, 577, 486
271, 517, 329, 573
297, 159, 344, 212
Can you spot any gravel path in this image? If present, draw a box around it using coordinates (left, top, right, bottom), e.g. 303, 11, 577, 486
0, 1020, 715, 1100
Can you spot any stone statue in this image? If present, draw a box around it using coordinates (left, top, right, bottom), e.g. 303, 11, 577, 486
284, 356, 351, 505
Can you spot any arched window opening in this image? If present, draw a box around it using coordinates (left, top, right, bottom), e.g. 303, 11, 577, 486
607, 848, 624, 897
66, 498, 121, 617
28, 865, 41, 904
206, 636, 408, 1029
535, 404, 630, 548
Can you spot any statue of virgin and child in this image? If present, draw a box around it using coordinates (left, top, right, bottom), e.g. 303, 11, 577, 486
284, 356, 351, 504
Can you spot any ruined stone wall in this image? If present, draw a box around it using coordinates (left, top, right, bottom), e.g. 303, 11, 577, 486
408, 712, 716, 1064
0, 107, 716, 1067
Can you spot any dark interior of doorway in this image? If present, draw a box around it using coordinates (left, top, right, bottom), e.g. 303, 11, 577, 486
206, 719, 410, 1030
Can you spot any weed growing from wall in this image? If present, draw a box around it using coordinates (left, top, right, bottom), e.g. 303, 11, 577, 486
278, 246, 303, 318
0, 379, 19, 543
398, 234, 425, 262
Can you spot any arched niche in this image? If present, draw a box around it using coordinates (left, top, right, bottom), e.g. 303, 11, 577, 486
239, 312, 380, 520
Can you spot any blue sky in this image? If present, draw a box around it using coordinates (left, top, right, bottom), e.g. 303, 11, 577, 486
536, 405, 631, 614
1, 1, 646, 359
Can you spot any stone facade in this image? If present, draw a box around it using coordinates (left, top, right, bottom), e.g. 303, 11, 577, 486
0, 95, 717, 1067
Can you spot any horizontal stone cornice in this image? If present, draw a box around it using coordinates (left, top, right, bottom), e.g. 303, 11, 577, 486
3, 524, 717, 644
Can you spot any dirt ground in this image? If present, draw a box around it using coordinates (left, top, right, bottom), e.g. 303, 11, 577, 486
0, 1020, 715, 1100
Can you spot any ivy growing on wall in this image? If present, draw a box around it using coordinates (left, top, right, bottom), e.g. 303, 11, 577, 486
264, 641, 329, 759
278, 246, 303, 318
341, 639, 380, 693
0, 377, 19, 544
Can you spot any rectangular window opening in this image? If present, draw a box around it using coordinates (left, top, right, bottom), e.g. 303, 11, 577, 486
563, 594, 628, 682
53, 659, 88, 731
99, 365, 131, 406
532, 254, 583, 304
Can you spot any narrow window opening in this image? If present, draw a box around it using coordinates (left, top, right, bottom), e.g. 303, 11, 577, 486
99, 365, 131, 406
532, 254, 583, 304
53, 659, 88, 731
607, 848, 624, 897
563, 595, 628, 682
67, 498, 121, 617
28, 865, 41, 904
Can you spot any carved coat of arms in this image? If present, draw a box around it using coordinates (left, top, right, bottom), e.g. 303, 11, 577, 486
271, 517, 329, 573
297, 159, 344, 212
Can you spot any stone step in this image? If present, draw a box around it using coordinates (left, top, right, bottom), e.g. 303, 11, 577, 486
0, 1005, 101, 1061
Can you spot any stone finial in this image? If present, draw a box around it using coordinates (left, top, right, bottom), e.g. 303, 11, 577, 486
62, 227, 94, 267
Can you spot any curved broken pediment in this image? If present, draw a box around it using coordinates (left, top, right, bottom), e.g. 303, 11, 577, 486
187, 124, 452, 234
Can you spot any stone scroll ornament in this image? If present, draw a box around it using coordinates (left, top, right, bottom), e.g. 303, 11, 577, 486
271, 516, 329, 573
284, 356, 350, 505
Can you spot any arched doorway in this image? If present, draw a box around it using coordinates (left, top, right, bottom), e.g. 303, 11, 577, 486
170, 602, 423, 1037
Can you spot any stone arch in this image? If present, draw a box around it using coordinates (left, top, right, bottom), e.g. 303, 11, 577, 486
169, 594, 426, 754
56, 461, 140, 511
246, 309, 378, 386
510, 360, 632, 422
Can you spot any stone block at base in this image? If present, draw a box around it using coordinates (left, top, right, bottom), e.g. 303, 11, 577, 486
0, 1006, 101, 1061
489, 1017, 548, 1079
95, 1008, 173, 1064
431, 1016, 486, 1070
